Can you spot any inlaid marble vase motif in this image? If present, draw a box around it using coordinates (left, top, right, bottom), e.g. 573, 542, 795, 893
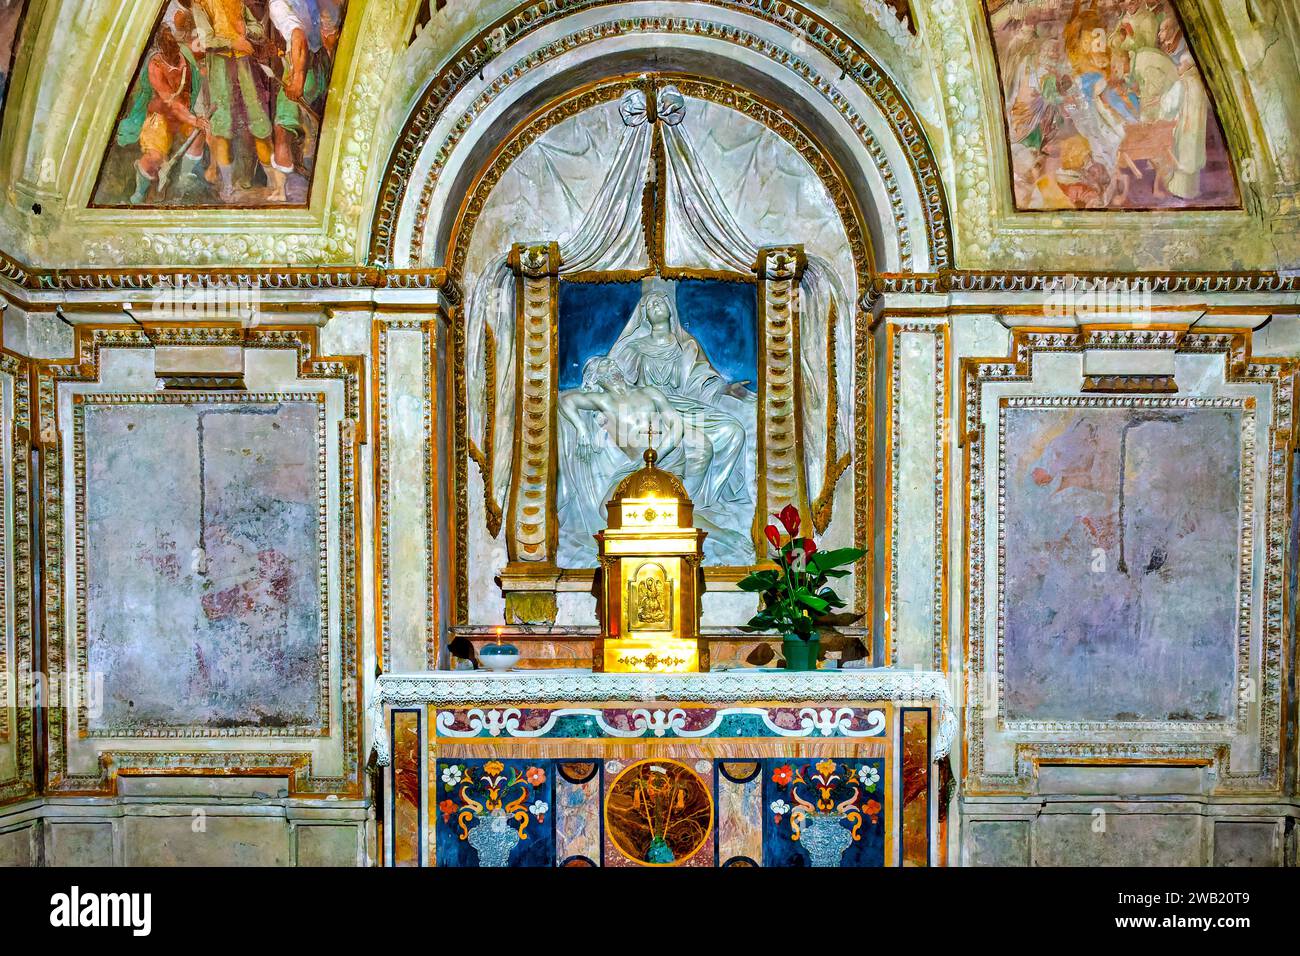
793, 811, 855, 867
435, 760, 553, 867
764, 758, 885, 867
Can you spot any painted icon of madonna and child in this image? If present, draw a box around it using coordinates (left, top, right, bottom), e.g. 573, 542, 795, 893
556, 282, 759, 567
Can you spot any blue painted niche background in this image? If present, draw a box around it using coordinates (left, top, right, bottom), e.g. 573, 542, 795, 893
557, 279, 758, 390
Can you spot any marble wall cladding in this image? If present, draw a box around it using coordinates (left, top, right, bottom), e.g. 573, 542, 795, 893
390, 709, 422, 867
123, 815, 293, 867
1034, 811, 1205, 867
716, 761, 764, 866
0, 823, 33, 866
0, 802, 369, 866
554, 761, 601, 866
46, 822, 113, 867
295, 824, 362, 867
960, 807, 1265, 867
1212, 821, 1282, 867
2, 308, 74, 362
77, 396, 327, 735
900, 708, 931, 867
960, 819, 1031, 867
376, 321, 436, 671
889, 324, 945, 669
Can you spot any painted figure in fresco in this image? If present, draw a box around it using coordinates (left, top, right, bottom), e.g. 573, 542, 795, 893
97, 0, 347, 206
410, 0, 447, 43
0, 0, 26, 120
189, 0, 278, 202
1152, 13, 1210, 199
1060, 6, 1134, 203
989, 0, 1236, 210
267, 0, 326, 200
115, 10, 210, 204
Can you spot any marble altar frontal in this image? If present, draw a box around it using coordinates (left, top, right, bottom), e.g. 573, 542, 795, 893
384, 671, 953, 868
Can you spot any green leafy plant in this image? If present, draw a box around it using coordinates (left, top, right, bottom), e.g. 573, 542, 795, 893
737, 505, 865, 641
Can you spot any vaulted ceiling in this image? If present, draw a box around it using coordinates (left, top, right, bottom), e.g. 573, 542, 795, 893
0, 0, 1295, 278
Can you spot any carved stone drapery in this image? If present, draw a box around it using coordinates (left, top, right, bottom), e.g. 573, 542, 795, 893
461, 84, 864, 624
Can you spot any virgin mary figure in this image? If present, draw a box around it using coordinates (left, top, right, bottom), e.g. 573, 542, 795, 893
608, 291, 756, 514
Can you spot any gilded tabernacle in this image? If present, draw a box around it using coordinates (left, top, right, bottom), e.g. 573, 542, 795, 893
592, 433, 707, 674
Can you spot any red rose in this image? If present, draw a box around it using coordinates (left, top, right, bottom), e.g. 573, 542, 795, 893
775, 504, 801, 536
772, 764, 794, 787
764, 524, 781, 549
439, 799, 456, 822
526, 766, 546, 787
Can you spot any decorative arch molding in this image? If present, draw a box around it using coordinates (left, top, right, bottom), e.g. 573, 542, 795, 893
371, 0, 955, 275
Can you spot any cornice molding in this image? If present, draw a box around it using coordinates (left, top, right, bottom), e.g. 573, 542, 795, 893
372, 668, 958, 765
1, 251, 1295, 305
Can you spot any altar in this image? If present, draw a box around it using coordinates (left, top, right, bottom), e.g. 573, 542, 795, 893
375, 670, 954, 868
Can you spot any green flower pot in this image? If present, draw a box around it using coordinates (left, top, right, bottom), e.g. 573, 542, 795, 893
782, 636, 820, 671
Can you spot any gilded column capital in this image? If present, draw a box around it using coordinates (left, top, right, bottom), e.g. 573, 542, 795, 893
509, 242, 563, 279
754, 245, 806, 282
